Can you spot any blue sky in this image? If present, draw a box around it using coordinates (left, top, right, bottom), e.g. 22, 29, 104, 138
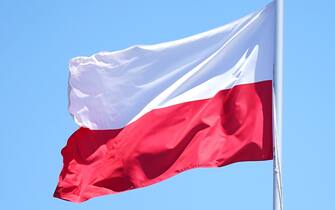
1, 0, 334, 209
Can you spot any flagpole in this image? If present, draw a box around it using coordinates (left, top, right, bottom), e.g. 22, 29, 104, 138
273, 0, 284, 210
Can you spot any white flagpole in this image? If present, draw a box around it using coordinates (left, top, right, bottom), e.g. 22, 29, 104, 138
273, 0, 284, 210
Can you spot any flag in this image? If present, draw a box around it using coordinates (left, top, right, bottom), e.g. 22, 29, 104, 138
54, 2, 275, 203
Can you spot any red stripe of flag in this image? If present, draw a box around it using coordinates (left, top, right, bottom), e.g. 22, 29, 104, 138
54, 80, 273, 202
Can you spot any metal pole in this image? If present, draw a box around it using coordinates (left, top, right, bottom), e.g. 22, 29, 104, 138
273, 0, 284, 210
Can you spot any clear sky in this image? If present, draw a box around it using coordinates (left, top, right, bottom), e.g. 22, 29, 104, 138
1, 0, 334, 209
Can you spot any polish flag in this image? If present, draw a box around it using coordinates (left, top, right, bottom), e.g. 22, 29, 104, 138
55, 2, 275, 202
